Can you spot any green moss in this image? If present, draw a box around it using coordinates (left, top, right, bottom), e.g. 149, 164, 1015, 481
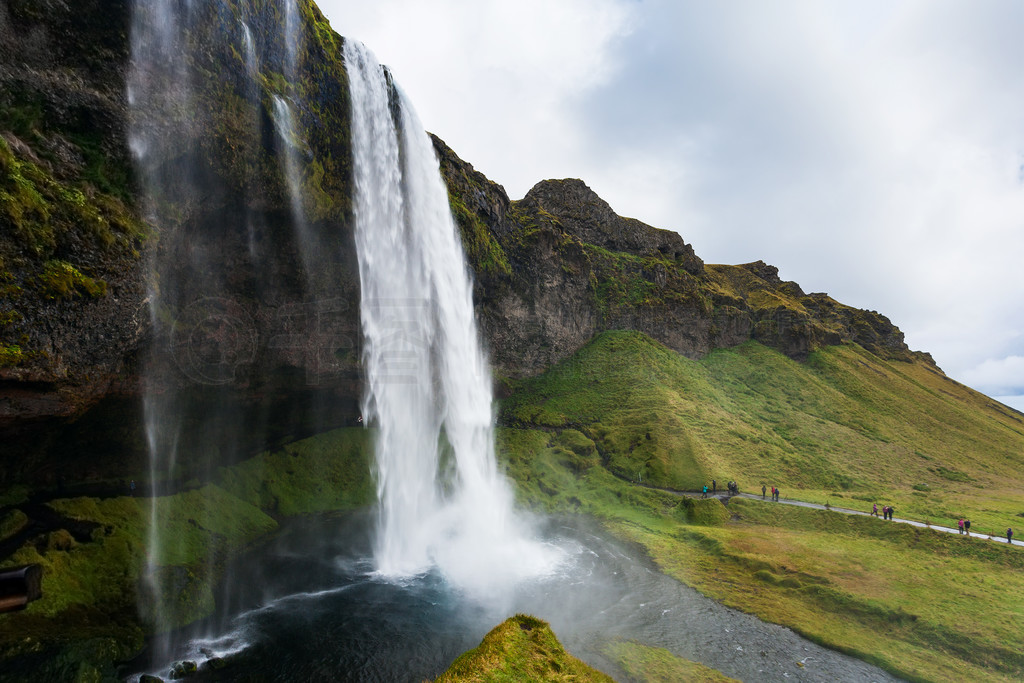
436, 614, 615, 682
37, 260, 107, 299
0, 508, 29, 541
217, 427, 373, 516
0, 344, 26, 367
0, 132, 141, 258
449, 192, 512, 277
0, 426, 374, 672
0, 132, 144, 357
0, 138, 52, 256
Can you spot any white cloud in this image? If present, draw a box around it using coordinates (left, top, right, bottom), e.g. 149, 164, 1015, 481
993, 396, 1024, 414
960, 356, 1024, 396
316, 0, 633, 194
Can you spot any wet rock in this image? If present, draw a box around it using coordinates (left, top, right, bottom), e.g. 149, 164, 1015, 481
169, 659, 198, 679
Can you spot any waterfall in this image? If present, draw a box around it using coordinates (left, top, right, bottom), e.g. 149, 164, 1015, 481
129, 2, 556, 667
344, 41, 555, 596
129, 0, 200, 662
270, 94, 314, 276
241, 21, 259, 81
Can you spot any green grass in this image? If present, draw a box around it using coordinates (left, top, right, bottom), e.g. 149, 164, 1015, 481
435, 614, 614, 683
498, 329, 1024, 682
218, 427, 373, 516
501, 331, 1024, 530
608, 499, 1024, 683
604, 640, 739, 683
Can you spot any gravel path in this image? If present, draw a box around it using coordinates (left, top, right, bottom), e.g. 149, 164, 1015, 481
727, 492, 1022, 547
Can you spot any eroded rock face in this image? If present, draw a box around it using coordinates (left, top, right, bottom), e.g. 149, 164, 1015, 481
0, 0, 365, 486
433, 138, 919, 376
0, 0, 146, 428
518, 178, 704, 274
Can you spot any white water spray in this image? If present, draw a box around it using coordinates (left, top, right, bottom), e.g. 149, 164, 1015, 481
344, 40, 557, 596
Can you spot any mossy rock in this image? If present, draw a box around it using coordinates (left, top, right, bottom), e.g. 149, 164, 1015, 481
0, 509, 29, 541
436, 614, 614, 682
676, 497, 730, 526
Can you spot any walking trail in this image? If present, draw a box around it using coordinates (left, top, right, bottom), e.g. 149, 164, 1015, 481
720, 491, 1022, 547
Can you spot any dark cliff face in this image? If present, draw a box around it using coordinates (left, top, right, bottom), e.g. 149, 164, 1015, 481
0, 0, 364, 486
433, 137, 922, 376
0, 0, 146, 426
517, 179, 704, 273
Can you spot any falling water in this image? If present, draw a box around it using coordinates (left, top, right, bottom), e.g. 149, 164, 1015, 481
128, 0, 317, 660
241, 22, 259, 81
240, 19, 261, 259
344, 41, 556, 597
128, 0, 200, 661
270, 94, 315, 275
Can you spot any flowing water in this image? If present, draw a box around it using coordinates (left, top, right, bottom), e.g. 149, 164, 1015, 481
132, 514, 901, 682
344, 40, 555, 595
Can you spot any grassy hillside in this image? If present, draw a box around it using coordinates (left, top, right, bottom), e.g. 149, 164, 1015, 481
497, 330, 1024, 682
500, 330, 1024, 534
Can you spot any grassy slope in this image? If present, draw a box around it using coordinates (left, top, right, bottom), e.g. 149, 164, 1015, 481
498, 330, 1024, 683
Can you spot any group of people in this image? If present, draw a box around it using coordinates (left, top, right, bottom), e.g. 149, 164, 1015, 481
871, 503, 895, 520
748, 485, 1017, 545
958, 518, 1015, 543
700, 480, 740, 498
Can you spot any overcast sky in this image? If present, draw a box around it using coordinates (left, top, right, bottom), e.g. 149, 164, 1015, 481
314, 0, 1024, 411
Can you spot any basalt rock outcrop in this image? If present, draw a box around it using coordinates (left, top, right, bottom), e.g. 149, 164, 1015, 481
434, 137, 922, 376
0, 0, 145, 429
0, 0, 365, 488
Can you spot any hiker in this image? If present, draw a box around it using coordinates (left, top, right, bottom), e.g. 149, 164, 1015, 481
712, 479, 717, 494
1008, 528, 1014, 543
872, 503, 878, 517
702, 485, 708, 499
775, 488, 781, 502
964, 519, 971, 536
888, 505, 895, 520
129, 479, 136, 497
762, 485, 766, 499
958, 518, 964, 534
